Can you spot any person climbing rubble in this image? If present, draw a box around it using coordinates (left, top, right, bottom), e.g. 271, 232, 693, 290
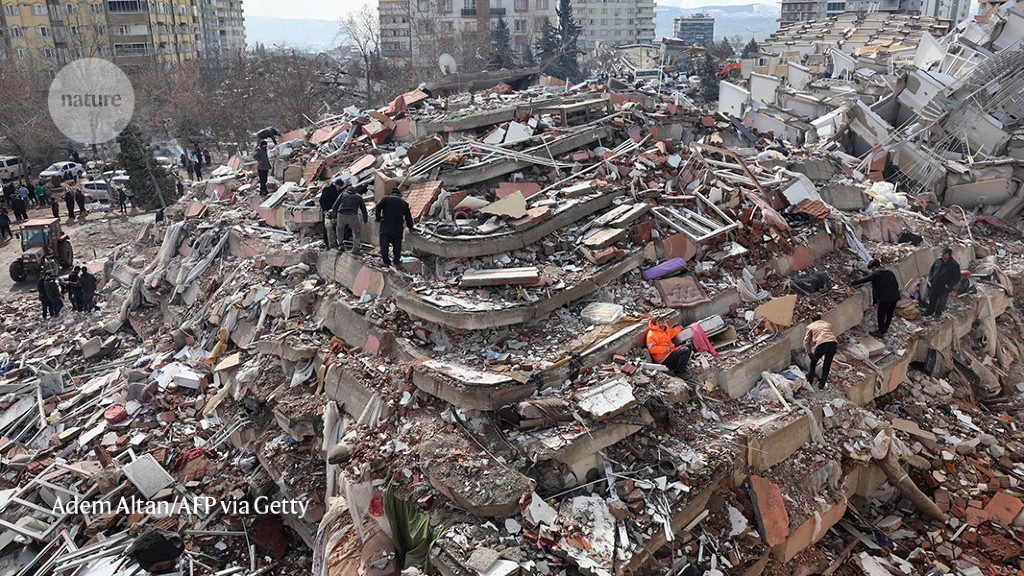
646, 318, 693, 376
318, 176, 344, 249
254, 140, 271, 196
332, 180, 368, 256
922, 247, 960, 319
852, 258, 900, 337
804, 314, 837, 389
374, 187, 414, 270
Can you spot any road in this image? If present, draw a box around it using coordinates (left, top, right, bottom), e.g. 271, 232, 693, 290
0, 201, 150, 296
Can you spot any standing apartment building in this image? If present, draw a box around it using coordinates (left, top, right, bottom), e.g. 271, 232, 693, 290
0, 0, 245, 72
672, 13, 714, 46
778, 0, 924, 28
380, 0, 656, 76
575, 0, 656, 52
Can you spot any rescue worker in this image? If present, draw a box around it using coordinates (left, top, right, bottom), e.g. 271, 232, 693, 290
332, 182, 368, 255
65, 266, 83, 311
851, 259, 900, 336
79, 267, 98, 312
374, 188, 414, 270
254, 140, 270, 196
43, 272, 63, 317
646, 318, 693, 375
923, 247, 960, 318
803, 314, 837, 389
38, 273, 52, 319
318, 177, 343, 248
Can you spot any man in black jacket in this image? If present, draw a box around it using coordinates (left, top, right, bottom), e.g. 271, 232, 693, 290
254, 140, 270, 195
374, 188, 414, 270
852, 259, 900, 336
319, 178, 343, 248
923, 247, 960, 318
332, 183, 368, 255
80, 267, 98, 311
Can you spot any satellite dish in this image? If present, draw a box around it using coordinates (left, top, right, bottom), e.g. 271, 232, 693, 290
439, 53, 458, 75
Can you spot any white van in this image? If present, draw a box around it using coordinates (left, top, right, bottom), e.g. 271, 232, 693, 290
0, 156, 23, 181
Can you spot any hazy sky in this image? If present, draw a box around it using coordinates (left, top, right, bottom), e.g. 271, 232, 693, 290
244, 0, 359, 20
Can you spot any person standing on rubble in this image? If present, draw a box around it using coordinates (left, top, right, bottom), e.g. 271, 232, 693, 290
65, 266, 84, 311
37, 272, 52, 319
117, 187, 129, 215
203, 148, 212, 167
923, 247, 960, 318
50, 195, 60, 219
804, 314, 838, 389
254, 140, 271, 196
852, 259, 900, 337
43, 272, 63, 317
374, 188, 415, 270
333, 182, 368, 255
319, 177, 343, 248
646, 318, 693, 376
64, 186, 75, 219
79, 267, 98, 312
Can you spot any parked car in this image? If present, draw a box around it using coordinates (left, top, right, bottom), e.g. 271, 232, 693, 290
39, 161, 84, 181
79, 180, 111, 202
0, 156, 24, 181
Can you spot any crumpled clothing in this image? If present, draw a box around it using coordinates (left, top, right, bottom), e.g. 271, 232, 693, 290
689, 322, 719, 357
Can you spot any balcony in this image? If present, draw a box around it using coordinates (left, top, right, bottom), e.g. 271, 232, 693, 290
461, 8, 476, 15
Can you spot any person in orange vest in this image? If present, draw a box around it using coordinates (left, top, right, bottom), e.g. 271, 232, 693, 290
646, 318, 693, 375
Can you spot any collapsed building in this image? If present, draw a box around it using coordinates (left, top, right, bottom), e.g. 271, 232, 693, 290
2, 7, 1024, 576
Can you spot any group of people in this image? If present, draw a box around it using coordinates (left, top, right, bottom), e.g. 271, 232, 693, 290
644, 247, 966, 391
318, 177, 416, 271
181, 144, 213, 183
2, 180, 45, 221
37, 265, 97, 319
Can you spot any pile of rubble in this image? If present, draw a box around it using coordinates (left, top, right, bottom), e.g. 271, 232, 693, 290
2, 9, 1024, 576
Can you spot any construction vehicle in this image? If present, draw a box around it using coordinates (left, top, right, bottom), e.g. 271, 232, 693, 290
719, 62, 742, 78
9, 218, 74, 283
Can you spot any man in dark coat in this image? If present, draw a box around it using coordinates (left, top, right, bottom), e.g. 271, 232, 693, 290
319, 178, 343, 248
255, 127, 280, 146
852, 259, 900, 336
79, 267, 98, 311
254, 140, 270, 195
374, 188, 414, 270
65, 266, 83, 311
75, 188, 87, 216
50, 196, 60, 219
43, 272, 63, 316
37, 274, 52, 319
332, 183, 368, 255
64, 188, 76, 218
923, 247, 961, 318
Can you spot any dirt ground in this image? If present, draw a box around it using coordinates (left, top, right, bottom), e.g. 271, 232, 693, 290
0, 200, 150, 296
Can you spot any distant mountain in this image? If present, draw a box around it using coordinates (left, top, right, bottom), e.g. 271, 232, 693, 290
654, 4, 781, 42
245, 15, 339, 52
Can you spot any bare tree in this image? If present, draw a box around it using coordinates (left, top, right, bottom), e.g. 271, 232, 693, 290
339, 3, 380, 108
0, 64, 61, 171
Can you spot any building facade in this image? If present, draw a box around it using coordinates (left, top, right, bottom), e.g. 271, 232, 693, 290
921, 0, 969, 23
672, 13, 714, 46
0, 0, 245, 71
575, 0, 656, 52
779, 0, 922, 28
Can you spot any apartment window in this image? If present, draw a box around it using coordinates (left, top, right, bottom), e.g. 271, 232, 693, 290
91, 3, 103, 12
416, 20, 430, 34
600, 18, 606, 25
536, 0, 548, 8
156, 2, 166, 13
31, 4, 48, 15
614, 18, 621, 24
100, 46, 110, 56
114, 42, 150, 55
65, 4, 79, 14
116, 24, 131, 34
464, 0, 474, 8
67, 25, 80, 35
442, 20, 453, 31
514, 0, 526, 9
16, 48, 28, 59
600, 7, 606, 13
95, 25, 107, 34
441, 0, 452, 9
108, 0, 144, 12
179, 4, 187, 14
588, 18, 593, 24
614, 29, 620, 36
37, 26, 50, 37
418, 0, 429, 9
514, 18, 526, 32
4, 4, 17, 15
10, 27, 24, 37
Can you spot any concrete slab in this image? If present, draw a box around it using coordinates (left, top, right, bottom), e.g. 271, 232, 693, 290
749, 475, 789, 547
122, 454, 175, 498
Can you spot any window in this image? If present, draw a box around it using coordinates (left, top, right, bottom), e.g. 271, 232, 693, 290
416, 20, 430, 34
156, 1, 166, 13
16, 48, 28, 59
40, 47, 56, 58
600, 7, 606, 13
442, 0, 452, 9
600, 18, 607, 25
117, 24, 131, 34
4, 4, 16, 15
68, 25, 80, 35
536, 0, 548, 8
442, 20, 453, 31
514, 0, 526, 9
113, 42, 150, 56
417, 0, 429, 10
31, 4, 48, 15
464, 0, 474, 8
100, 46, 110, 56
70, 47, 84, 57
65, 4, 79, 14
10, 27, 24, 37
37, 26, 50, 37
108, 1, 144, 12
95, 25, 107, 34
91, 3, 103, 12
514, 18, 526, 32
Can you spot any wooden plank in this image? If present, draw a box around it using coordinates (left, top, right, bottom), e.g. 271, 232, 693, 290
460, 267, 540, 287
582, 227, 627, 249
609, 204, 651, 228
